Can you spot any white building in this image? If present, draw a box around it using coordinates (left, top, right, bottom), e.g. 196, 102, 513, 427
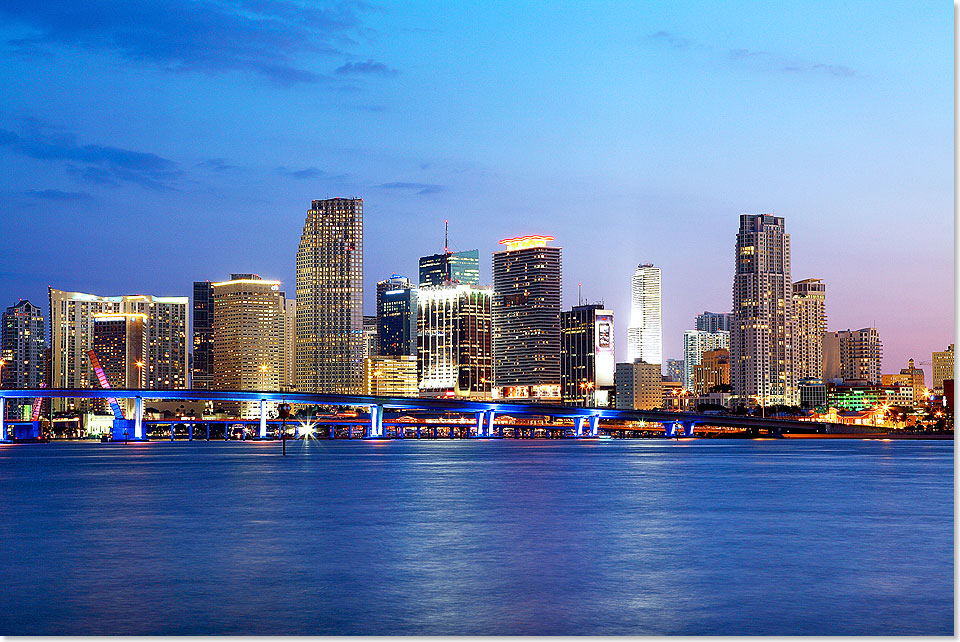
626, 263, 662, 366
682, 329, 729, 391
793, 279, 827, 381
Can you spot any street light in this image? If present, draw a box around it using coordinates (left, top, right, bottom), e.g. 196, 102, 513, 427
135, 360, 144, 388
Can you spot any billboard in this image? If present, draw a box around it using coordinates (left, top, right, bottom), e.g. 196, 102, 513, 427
595, 313, 615, 388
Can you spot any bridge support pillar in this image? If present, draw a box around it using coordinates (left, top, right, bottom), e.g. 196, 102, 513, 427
475, 412, 484, 438
448, 426, 454, 439
416, 426, 421, 439
133, 396, 143, 440
206, 423, 210, 440
484, 410, 496, 437
259, 399, 268, 439
367, 405, 383, 439
0, 399, 7, 443
683, 421, 696, 437
589, 415, 599, 438
574, 416, 585, 438
189, 424, 193, 441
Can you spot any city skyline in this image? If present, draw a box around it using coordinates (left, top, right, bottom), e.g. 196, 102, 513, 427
0, 2, 951, 372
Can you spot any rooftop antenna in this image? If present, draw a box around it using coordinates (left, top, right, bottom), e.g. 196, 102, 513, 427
444, 219, 449, 254
578, 282, 582, 306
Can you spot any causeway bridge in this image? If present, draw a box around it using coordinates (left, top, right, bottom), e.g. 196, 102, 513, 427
0, 388, 845, 442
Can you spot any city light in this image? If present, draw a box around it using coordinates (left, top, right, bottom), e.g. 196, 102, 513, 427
498, 235, 554, 251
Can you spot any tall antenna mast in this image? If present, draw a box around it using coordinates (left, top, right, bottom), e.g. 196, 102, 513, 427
578, 282, 582, 306
444, 219, 449, 254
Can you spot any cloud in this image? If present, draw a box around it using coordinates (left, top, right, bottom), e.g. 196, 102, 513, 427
0, 0, 376, 86
379, 181, 445, 195
276, 166, 345, 180
0, 126, 181, 190
335, 60, 398, 76
648, 31, 689, 49
21, 188, 92, 201
199, 158, 238, 172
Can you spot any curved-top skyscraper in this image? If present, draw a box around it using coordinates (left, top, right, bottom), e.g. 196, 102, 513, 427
626, 263, 662, 366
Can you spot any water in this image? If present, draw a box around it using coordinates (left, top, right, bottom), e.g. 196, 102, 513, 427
0, 438, 952, 635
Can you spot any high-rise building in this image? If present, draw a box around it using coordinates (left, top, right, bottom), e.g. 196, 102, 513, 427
792, 279, 826, 381
364, 355, 418, 396
693, 348, 730, 396
932, 344, 954, 394
419, 250, 480, 287
49, 288, 188, 410
898, 358, 926, 404
665, 358, 684, 383
212, 275, 284, 418
282, 298, 296, 391
295, 197, 364, 394
730, 213, 795, 406
417, 283, 492, 398
822, 328, 882, 384
1, 300, 46, 389
560, 304, 615, 407
627, 263, 662, 365
92, 314, 145, 389
682, 329, 729, 391
695, 311, 733, 333
362, 315, 379, 359
376, 275, 417, 357
491, 236, 562, 401
615, 360, 663, 410
191, 281, 214, 389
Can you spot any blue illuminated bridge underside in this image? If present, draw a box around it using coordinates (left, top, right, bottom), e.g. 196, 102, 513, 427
0, 388, 843, 441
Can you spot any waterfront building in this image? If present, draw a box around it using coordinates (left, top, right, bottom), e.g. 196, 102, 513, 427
92, 314, 145, 388
362, 315, 379, 360
695, 311, 733, 333
49, 288, 188, 410
560, 304, 615, 407
730, 213, 796, 406
792, 278, 827, 380
419, 250, 480, 287
295, 198, 364, 394
1, 300, 46, 419
693, 348, 730, 396
191, 281, 214, 389
363, 355, 418, 396
491, 236, 561, 401
615, 360, 662, 410
822, 328, 882, 385
665, 358, 684, 383
417, 283, 492, 398
682, 329, 729, 391
798, 377, 827, 410
828, 383, 884, 412
627, 263, 662, 365
282, 298, 296, 391
212, 275, 284, 418
377, 275, 418, 357
661, 379, 685, 409
932, 344, 954, 394
899, 358, 926, 404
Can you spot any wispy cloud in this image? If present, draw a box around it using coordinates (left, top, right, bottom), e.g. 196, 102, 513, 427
0, 126, 181, 190
335, 60, 398, 76
276, 166, 345, 180
198, 158, 238, 172
21, 188, 92, 201
0, 0, 381, 86
379, 181, 445, 195
649, 31, 857, 79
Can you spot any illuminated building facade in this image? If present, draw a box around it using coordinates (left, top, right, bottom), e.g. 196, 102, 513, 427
798, 377, 827, 410
665, 358, 684, 383
730, 213, 796, 406
822, 328, 882, 385
212, 275, 284, 418
491, 236, 561, 401
49, 288, 188, 410
191, 281, 214, 389
417, 283, 492, 398
693, 348, 730, 396
615, 360, 663, 410
377, 275, 417, 357
627, 263, 662, 366
560, 304, 614, 407
283, 298, 296, 391
363, 355, 418, 396
792, 278, 826, 381
682, 329, 729, 391
1, 300, 46, 418
896, 358, 926, 404
362, 315, 379, 359
295, 198, 364, 394
419, 250, 480, 286
92, 314, 145, 389
695, 311, 733, 333
932, 344, 954, 394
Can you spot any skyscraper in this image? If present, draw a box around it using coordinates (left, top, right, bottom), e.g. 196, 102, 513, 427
627, 263, 662, 366
1, 300, 46, 389
419, 251, 480, 286
212, 275, 284, 418
49, 288, 189, 410
560, 304, 615, 407
295, 198, 364, 394
417, 283, 492, 398
682, 329, 729, 391
932, 344, 954, 394
362, 315, 379, 359
491, 235, 562, 401
730, 213, 796, 406
376, 275, 417, 357
665, 358, 684, 383
191, 281, 214, 389
792, 278, 826, 381
282, 298, 296, 392
91, 314, 145, 389
695, 311, 733, 333
822, 328, 882, 384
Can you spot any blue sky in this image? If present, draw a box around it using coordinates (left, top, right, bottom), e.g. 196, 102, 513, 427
0, 0, 952, 371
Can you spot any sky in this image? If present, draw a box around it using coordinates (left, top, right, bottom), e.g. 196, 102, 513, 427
0, 0, 952, 373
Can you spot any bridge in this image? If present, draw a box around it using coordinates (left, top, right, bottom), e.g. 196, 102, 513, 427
0, 388, 845, 442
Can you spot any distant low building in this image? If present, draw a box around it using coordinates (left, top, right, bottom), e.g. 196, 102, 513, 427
615, 360, 662, 410
364, 355, 418, 397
